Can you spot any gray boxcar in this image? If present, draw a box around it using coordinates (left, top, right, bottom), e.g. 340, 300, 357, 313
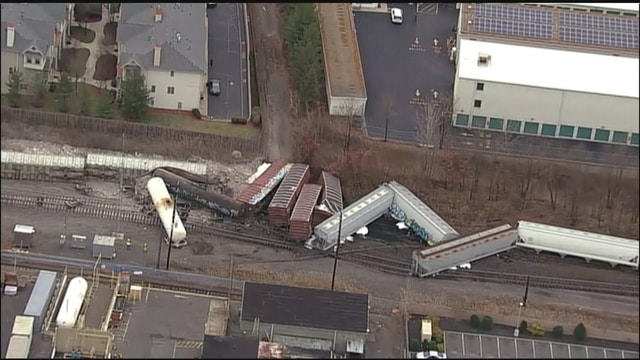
22, 270, 57, 331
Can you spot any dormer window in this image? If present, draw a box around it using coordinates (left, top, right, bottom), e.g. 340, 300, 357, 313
26, 57, 33, 64
170, 70, 174, 77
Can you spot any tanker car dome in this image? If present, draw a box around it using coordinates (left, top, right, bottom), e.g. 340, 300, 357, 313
55, 276, 88, 328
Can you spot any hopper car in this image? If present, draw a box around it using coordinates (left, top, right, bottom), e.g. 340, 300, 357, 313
152, 168, 246, 218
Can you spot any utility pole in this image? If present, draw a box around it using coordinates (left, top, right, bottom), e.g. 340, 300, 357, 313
165, 193, 178, 270
155, 228, 163, 269
514, 275, 530, 337
330, 210, 343, 291
116, 133, 125, 233
227, 255, 234, 299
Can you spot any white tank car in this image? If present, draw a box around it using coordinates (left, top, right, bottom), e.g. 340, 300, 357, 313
55, 277, 88, 328
147, 177, 187, 243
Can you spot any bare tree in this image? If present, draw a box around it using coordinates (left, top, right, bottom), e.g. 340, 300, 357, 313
545, 164, 565, 211
416, 92, 454, 178
514, 159, 539, 209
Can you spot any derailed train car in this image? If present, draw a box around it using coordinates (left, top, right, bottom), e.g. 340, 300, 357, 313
152, 168, 245, 218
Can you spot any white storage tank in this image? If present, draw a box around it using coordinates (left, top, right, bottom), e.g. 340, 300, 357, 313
55, 277, 88, 328
146, 177, 187, 243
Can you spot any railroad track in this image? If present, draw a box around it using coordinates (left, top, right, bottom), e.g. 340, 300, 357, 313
437, 270, 639, 297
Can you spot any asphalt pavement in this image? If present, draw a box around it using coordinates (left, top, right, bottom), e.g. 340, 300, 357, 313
207, 3, 250, 120
355, 3, 457, 140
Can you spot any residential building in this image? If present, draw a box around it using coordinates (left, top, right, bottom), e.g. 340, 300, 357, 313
1, 3, 72, 93
453, 3, 639, 147
240, 282, 369, 357
115, 3, 207, 112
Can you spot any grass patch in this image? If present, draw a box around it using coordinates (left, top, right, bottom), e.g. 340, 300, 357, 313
146, 112, 260, 138
69, 26, 96, 43
94, 54, 117, 81
60, 48, 90, 77
103, 22, 117, 46
2, 83, 105, 114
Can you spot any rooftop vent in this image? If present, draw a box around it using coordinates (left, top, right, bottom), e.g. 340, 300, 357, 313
6, 23, 15, 48
176, 32, 182, 42
477, 54, 491, 66
153, 44, 161, 67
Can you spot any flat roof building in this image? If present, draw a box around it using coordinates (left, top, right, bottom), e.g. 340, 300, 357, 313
453, 3, 639, 147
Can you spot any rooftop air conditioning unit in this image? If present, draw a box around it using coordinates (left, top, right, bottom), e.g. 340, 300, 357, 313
477, 54, 491, 66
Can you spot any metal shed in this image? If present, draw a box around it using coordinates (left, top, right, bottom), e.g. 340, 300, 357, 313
92, 235, 116, 259
412, 225, 517, 278
268, 164, 311, 227
387, 181, 459, 244
23, 270, 57, 331
314, 184, 394, 251
289, 184, 323, 241
13, 224, 35, 249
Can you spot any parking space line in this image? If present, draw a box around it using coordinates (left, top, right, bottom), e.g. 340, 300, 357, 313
497, 336, 501, 359
532, 340, 536, 358
479, 335, 483, 357
550, 342, 554, 358
568, 344, 572, 358
462, 333, 466, 355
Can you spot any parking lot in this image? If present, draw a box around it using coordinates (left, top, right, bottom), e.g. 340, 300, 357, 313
444, 331, 640, 359
355, 3, 458, 141
207, 3, 250, 120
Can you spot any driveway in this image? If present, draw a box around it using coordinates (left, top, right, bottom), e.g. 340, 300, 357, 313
207, 3, 250, 120
355, 3, 458, 141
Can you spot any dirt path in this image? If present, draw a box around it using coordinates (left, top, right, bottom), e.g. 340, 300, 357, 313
248, 3, 292, 162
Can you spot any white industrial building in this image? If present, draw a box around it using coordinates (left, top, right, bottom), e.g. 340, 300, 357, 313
318, 3, 367, 117
453, 3, 639, 147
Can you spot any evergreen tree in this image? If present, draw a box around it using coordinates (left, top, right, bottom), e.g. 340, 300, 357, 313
56, 73, 73, 113
5, 70, 23, 107
120, 71, 151, 120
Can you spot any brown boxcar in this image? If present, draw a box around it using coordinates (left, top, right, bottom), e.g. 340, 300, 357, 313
313, 171, 344, 225
237, 162, 290, 212
268, 164, 310, 227
289, 184, 323, 241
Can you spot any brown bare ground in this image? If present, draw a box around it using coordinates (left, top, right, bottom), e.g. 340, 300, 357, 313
291, 111, 640, 239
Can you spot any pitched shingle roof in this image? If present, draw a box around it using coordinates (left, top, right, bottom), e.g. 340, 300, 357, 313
117, 3, 206, 73
1, 3, 67, 53
241, 282, 369, 333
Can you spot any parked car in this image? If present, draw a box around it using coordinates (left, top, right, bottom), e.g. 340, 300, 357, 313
207, 80, 221, 96
390, 7, 403, 24
207, 3, 217, 9
416, 351, 447, 359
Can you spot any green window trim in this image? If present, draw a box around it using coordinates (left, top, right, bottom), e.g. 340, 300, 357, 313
576, 127, 592, 140
455, 114, 469, 126
612, 131, 628, 144
594, 129, 610, 142
471, 116, 487, 128
558, 125, 575, 138
541, 124, 556, 137
631, 133, 639, 145
488, 118, 504, 130
506, 120, 522, 132
523, 122, 539, 135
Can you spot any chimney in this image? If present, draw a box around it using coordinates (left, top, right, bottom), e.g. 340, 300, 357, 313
153, 44, 161, 67
154, 6, 163, 22
6, 23, 15, 48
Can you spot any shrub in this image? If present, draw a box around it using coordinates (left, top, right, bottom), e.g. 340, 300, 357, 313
552, 326, 564, 339
470, 314, 480, 329
574, 323, 587, 342
519, 320, 528, 334
480, 316, 494, 331
251, 106, 261, 125
528, 322, 545, 337
409, 338, 422, 352
422, 339, 430, 351
192, 108, 202, 119
436, 343, 445, 353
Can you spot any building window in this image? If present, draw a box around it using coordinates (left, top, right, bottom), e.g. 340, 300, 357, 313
476, 82, 484, 91
19, 83, 28, 90
576, 127, 592, 140
506, 120, 522, 132
488, 118, 504, 130
541, 124, 557, 137
35, 58, 41, 65
612, 131, 628, 144
523, 122, 539, 135
149, 99, 154, 106
473, 100, 482, 108
170, 70, 174, 77
558, 125, 575, 137
471, 116, 486, 128
151, 85, 156, 93
631, 133, 639, 146
594, 129, 610, 142
455, 114, 469, 126
178, 102, 182, 109
167, 86, 175, 94
26, 57, 33, 64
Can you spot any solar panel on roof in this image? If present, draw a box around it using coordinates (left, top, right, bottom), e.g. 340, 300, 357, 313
475, 18, 553, 39
558, 12, 639, 49
475, 4, 552, 23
